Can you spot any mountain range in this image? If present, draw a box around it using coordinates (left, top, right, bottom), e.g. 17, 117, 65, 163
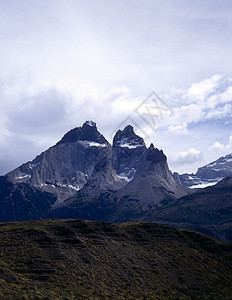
174, 153, 232, 188
3, 121, 189, 221
1, 121, 232, 241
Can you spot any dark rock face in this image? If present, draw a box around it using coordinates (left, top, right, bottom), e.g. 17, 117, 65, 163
113, 125, 145, 148
145, 143, 166, 163
0, 176, 56, 222
176, 153, 232, 188
112, 125, 147, 180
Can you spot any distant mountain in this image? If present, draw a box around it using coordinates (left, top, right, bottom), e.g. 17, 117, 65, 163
151, 174, 232, 241
0, 219, 232, 299
174, 153, 232, 188
3, 121, 189, 223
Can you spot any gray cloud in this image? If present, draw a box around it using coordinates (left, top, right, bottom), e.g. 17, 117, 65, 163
1, 1, 232, 93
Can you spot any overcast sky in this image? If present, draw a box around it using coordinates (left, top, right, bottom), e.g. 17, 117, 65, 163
0, 0, 232, 175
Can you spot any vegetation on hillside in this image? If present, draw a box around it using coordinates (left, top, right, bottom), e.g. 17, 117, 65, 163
0, 219, 231, 299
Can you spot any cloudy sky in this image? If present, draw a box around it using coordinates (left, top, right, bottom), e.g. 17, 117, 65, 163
0, 0, 232, 175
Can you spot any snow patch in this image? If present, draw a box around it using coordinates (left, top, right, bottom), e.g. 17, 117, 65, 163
67, 184, 81, 191
79, 141, 107, 148
88, 142, 107, 147
40, 183, 56, 188
117, 138, 144, 149
119, 143, 142, 149
117, 173, 131, 182
189, 182, 217, 189
16, 174, 31, 180
117, 168, 136, 182
41, 182, 80, 191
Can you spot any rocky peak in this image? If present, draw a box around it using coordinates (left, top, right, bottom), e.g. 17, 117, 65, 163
149, 143, 155, 149
57, 121, 109, 145
146, 145, 167, 163
84, 120, 97, 127
113, 125, 145, 148
134, 144, 170, 178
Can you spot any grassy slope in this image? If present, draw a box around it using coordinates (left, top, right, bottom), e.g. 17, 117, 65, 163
0, 219, 232, 299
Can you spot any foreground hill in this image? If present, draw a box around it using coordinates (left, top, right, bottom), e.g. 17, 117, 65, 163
0, 219, 232, 299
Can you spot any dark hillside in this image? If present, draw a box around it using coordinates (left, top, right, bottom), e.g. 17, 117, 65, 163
0, 219, 231, 299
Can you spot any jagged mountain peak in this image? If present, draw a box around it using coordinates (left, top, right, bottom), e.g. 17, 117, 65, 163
122, 124, 134, 134
146, 146, 166, 163
57, 121, 109, 145
113, 125, 145, 148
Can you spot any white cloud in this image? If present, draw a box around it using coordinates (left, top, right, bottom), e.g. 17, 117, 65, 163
168, 122, 188, 135
208, 135, 232, 153
186, 75, 222, 103
208, 142, 224, 151
207, 86, 232, 109
206, 103, 232, 120
157, 74, 232, 131
226, 135, 232, 151
174, 148, 202, 166
206, 135, 232, 167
